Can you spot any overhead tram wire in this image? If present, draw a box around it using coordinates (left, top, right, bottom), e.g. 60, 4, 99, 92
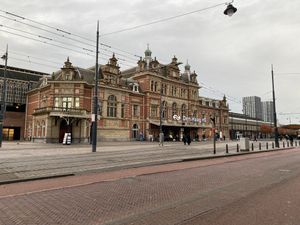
0, 11, 141, 60
199, 81, 242, 104
0, 23, 138, 65
1, 8, 211, 64
0, 29, 136, 68
0, 23, 139, 65
9, 56, 60, 70
100, 1, 232, 36
0, 9, 95, 43
0, 26, 137, 66
0, 48, 62, 65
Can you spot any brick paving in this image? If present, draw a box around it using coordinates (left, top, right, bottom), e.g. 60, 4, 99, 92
0, 148, 299, 224
0, 140, 294, 184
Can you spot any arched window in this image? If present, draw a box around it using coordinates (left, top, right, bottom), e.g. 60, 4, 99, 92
107, 95, 117, 117
172, 102, 177, 117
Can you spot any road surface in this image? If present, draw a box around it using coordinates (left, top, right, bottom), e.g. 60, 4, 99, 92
0, 147, 299, 224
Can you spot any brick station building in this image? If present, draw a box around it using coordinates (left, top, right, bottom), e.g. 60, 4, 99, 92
25, 48, 229, 143
0, 65, 47, 141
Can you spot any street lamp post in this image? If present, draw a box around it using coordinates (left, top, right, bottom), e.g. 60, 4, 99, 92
0, 45, 8, 148
159, 81, 164, 146
271, 65, 279, 147
92, 21, 99, 152
210, 114, 216, 154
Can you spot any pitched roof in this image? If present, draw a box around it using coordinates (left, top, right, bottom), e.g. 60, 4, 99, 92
0, 65, 48, 82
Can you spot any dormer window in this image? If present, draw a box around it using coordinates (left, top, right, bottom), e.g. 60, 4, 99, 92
133, 84, 139, 92
65, 73, 72, 80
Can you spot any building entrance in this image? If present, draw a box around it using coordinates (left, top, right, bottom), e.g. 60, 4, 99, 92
59, 120, 72, 143
2, 127, 21, 141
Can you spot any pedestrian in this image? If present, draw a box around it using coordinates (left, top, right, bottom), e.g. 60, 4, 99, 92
183, 135, 187, 145
290, 136, 294, 146
187, 135, 191, 145
223, 135, 226, 141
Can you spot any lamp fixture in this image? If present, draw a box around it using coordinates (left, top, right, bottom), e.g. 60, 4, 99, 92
224, 3, 237, 16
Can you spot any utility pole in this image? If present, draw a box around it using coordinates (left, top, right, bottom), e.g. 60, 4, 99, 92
159, 80, 164, 146
92, 21, 99, 152
271, 65, 279, 148
0, 45, 8, 148
210, 114, 216, 154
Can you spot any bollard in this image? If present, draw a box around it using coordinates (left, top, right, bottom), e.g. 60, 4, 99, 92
226, 144, 229, 154
272, 142, 274, 149
259, 142, 261, 150
237, 144, 239, 152
266, 142, 268, 150
287, 141, 289, 147
283, 142, 285, 148
296, 141, 297, 147
251, 143, 254, 151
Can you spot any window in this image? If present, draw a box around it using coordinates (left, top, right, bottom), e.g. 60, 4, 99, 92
151, 105, 158, 118
62, 97, 72, 109
54, 97, 59, 108
181, 104, 187, 118
121, 103, 125, 118
133, 84, 139, 92
150, 81, 154, 91
133, 105, 139, 117
65, 73, 73, 81
107, 95, 117, 117
75, 97, 80, 108
172, 102, 177, 117
154, 82, 158, 92
162, 101, 167, 119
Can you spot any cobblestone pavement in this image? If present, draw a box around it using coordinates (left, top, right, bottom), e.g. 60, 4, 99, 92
0, 140, 297, 183
0, 147, 299, 224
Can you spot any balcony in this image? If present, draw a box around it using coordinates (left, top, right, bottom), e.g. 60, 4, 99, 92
33, 107, 90, 118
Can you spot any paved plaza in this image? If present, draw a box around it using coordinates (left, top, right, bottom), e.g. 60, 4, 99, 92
0, 140, 296, 184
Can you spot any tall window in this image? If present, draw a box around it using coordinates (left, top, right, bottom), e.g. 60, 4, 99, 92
107, 95, 117, 117
54, 97, 59, 108
133, 105, 139, 117
151, 105, 158, 118
181, 104, 187, 118
121, 103, 125, 118
162, 101, 168, 119
75, 97, 80, 108
172, 102, 177, 117
150, 81, 154, 91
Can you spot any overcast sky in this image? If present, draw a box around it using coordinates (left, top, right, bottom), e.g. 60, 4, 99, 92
1, 0, 300, 124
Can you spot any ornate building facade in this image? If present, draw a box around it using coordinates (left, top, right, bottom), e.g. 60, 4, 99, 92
25, 48, 229, 143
